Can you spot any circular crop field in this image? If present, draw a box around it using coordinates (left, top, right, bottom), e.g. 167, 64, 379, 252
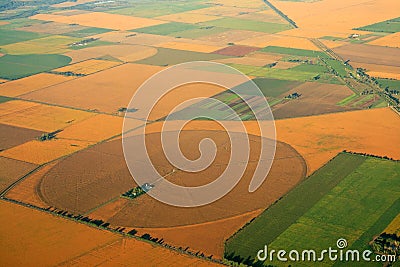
39, 130, 306, 227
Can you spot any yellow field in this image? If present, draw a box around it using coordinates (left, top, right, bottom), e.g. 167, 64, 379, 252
241, 35, 319, 50
0, 100, 94, 132
64, 44, 157, 63
31, 12, 167, 31
156, 41, 222, 53
368, 32, 400, 48
237, 9, 286, 24
54, 59, 121, 75
0, 73, 75, 97
51, 0, 95, 8
190, 6, 259, 16
5, 162, 58, 208
214, 55, 277, 67
0, 200, 221, 266
57, 114, 143, 143
21, 63, 163, 114
156, 12, 219, 23
367, 71, 400, 80
384, 214, 400, 236
1, 35, 79, 55
208, 0, 265, 9
271, 0, 400, 36
234, 33, 277, 48
0, 139, 92, 165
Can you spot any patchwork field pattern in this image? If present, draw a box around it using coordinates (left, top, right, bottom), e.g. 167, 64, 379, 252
225, 153, 400, 266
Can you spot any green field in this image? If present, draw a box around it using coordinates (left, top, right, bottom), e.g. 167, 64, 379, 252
377, 78, 400, 90
325, 58, 349, 77
225, 153, 400, 266
173, 26, 228, 39
337, 93, 358, 106
0, 29, 43, 46
0, 96, 13, 104
109, 1, 209, 18
252, 68, 318, 81
261, 46, 329, 58
135, 47, 229, 66
354, 17, 400, 33
203, 18, 292, 33
235, 78, 302, 97
0, 18, 45, 30
64, 27, 112, 38
290, 63, 328, 73
0, 54, 71, 80
134, 22, 199, 36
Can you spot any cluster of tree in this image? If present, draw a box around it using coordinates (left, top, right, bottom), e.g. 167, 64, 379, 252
224, 252, 274, 267
342, 150, 398, 161
265, 62, 277, 68
0, 0, 70, 19
361, 89, 374, 95
285, 92, 301, 99
38, 129, 62, 141
385, 87, 399, 95
117, 107, 138, 113
50, 71, 86, 77
121, 184, 154, 199
370, 232, 399, 258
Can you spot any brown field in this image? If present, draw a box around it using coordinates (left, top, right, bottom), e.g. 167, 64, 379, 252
65, 44, 158, 63
31, 12, 167, 31
0, 73, 75, 97
17, 21, 86, 34
0, 79, 7, 83
333, 44, 400, 67
38, 130, 306, 223
51, 0, 95, 8
0, 201, 216, 266
5, 162, 57, 208
21, 64, 163, 114
350, 62, 400, 75
369, 32, 400, 48
384, 214, 400, 236
135, 209, 262, 257
0, 124, 41, 151
0, 156, 37, 192
156, 41, 222, 53
58, 237, 221, 266
156, 12, 220, 24
0, 139, 92, 165
271, 82, 355, 119
53, 59, 121, 75
271, 0, 400, 35
213, 45, 259, 56
199, 30, 261, 45
0, 100, 94, 132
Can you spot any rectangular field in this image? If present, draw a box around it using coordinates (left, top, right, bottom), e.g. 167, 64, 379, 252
203, 17, 292, 33
225, 153, 400, 266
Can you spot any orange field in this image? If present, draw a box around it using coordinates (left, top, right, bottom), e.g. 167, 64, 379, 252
0, 73, 75, 97
53, 59, 121, 75
94, 31, 177, 46
31, 12, 168, 31
367, 71, 400, 80
21, 63, 163, 114
272, 0, 400, 36
156, 41, 222, 53
144, 107, 400, 174
0, 156, 37, 192
65, 45, 158, 63
0, 100, 94, 132
57, 114, 140, 143
0, 201, 217, 266
214, 55, 277, 67
368, 32, 400, 48
0, 139, 92, 165
190, 6, 259, 17
5, 162, 58, 208
350, 62, 400, 76
239, 35, 319, 50
135, 210, 262, 257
